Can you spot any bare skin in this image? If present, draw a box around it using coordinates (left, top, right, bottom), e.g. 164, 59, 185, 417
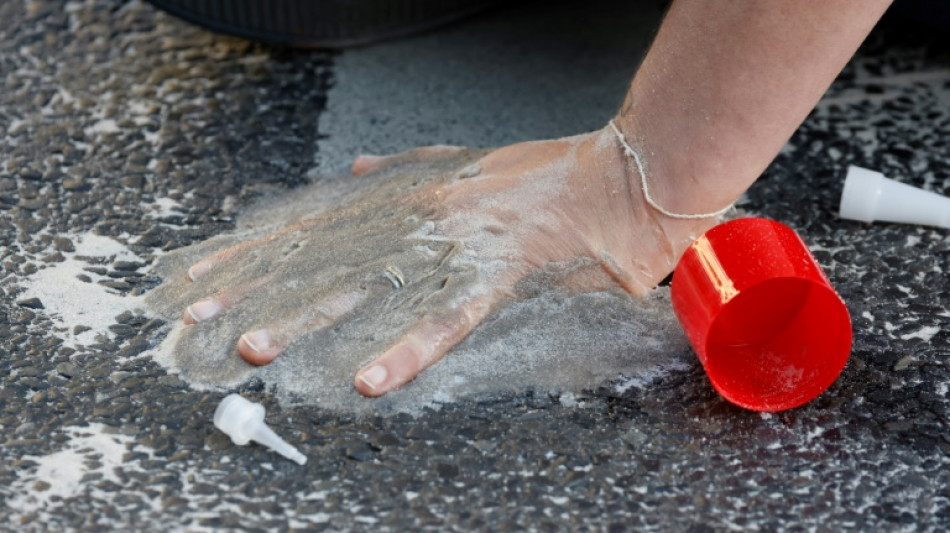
179, 0, 892, 397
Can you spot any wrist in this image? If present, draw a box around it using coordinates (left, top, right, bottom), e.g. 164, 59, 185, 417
611, 109, 757, 219
583, 125, 722, 283
608, 119, 733, 221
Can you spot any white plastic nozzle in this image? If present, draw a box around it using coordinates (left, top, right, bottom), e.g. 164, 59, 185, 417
213, 394, 307, 465
839, 165, 950, 229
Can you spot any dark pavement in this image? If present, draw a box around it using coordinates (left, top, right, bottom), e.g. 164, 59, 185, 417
1, 1, 948, 530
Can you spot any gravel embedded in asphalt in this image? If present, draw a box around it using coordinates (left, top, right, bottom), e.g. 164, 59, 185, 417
1, 0, 949, 531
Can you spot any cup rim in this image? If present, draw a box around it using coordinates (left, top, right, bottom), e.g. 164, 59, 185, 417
702, 275, 852, 411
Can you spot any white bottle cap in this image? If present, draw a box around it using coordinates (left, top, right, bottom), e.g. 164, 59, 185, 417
214, 394, 307, 465
839, 166, 950, 229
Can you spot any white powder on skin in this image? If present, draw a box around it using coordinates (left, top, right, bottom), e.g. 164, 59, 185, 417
144, 148, 696, 415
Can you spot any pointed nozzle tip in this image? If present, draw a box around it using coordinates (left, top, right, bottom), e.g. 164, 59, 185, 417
290, 451, 308, 466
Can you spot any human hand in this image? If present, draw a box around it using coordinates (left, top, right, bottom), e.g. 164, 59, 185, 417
170, 128, 716, 397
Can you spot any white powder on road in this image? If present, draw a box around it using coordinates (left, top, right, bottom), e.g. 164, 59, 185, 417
19, 232, 145, 347
6, 424, 136, 519
901, 326, 939, 342
84, 118, 120, 136
145, 196, 185, 219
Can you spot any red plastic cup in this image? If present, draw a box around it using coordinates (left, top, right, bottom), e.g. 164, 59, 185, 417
670, 218, 852, 412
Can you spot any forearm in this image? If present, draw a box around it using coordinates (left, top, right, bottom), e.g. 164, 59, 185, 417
614, 0, 893, 215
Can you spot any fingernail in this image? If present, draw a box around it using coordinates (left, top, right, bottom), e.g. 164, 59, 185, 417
358, 365, 388, 391
241, 330, 271, 353
351, 155, 383, 175
355, 154, 382, 164
185, 298, 221, 323
187, 261, 213, 281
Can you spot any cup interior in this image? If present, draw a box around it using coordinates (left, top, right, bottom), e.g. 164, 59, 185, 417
704, 277, 852, 411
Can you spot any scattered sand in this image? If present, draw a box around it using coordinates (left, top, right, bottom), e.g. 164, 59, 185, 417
19, 233, 145, 348
145, 152, 693, 415
7, 424, 140, 520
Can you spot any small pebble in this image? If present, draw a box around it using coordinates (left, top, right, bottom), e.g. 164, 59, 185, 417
893, 355, 916, 371
16, 298, 44, 309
